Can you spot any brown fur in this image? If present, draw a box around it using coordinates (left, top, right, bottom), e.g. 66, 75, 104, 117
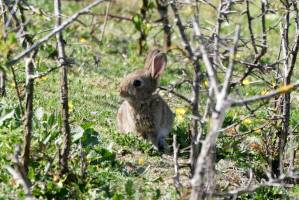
117, 49, 174, 151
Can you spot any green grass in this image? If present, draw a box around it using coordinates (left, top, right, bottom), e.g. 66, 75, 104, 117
0, 1, 185, 199
1, 0, 299, 199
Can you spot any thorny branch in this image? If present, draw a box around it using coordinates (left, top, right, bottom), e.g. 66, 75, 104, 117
214, 171, 299, 198
8, 0, 108, 65
99, 0, 111, 41
13, 1, 39, 174
159, 86, 192, 104
186, 0, 299, 199
55, 0, 71, 175
156, 0, 171, 51
232, 81, 299, 106
172, 133, 182, 190
6, 146, 34, 200
170, 0, 202, 176
2, 0, 299, 199
191, 25, 241, 200
236, 0, 268, 85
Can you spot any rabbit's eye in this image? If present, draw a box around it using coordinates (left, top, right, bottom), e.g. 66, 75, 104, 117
133, 79, 142, 87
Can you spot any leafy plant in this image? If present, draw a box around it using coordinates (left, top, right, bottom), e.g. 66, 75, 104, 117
239, 186, 289, 200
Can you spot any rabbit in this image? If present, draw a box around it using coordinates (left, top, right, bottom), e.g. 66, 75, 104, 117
117, 49, 174, 152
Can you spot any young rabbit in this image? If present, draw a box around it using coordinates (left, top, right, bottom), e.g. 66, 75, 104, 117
117, 49, 174, 152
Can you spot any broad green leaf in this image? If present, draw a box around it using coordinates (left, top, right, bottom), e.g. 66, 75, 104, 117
0, 110, 14, 125
72, 125, 84, 142
132, 14, 142, 31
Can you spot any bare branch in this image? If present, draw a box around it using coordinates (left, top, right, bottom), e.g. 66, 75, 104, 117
6, 145, 35, 200
90, 12, 131, 21
0, 0, 7, 38
191, 9, 219, 95
159, 86, 192, 104
6, 166, 35, 200
29, 66, 60, 80
55, 0, 72, 175
99, 1, 111, 42
214, 171, 299, 198
8, 0, 108, 65
172, 133, 182, 190
246, 0, 258, 54
10, 66, 24, 114
231, 81, 299, 106
221, 25, 240, 98
156, 0, 171, 51
14, 2, 39, 174
170, 0, 202, 175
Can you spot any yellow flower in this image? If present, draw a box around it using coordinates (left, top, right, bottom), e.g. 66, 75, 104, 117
79, 37, 87, 43
242, 118, 252, 125
204, 80, 208, 88
175, 107, 187, 115
38, 76, 48, 81
175, 107, 187, 123
68, 101, 74, 112
242, 79, 250, 85
138, 157, 145, 165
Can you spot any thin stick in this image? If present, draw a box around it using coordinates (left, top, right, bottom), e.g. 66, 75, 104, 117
6, 145, 34, 200
172, 133, 182, 189
156, 0, 171, 51
0, 0, 7, 38
213, 171, 299, 198
55, 0, 71, 175
221, 25, 241, 98
17, 3, 38, 174
170, 0, 202, 176
159, 86, 192, 104
10, 66, 24, 115
90, 13, 131, 21
231, 81, 299, 106
8, 0, 107, 65
246, 0, 258, 54
99, 1, 111, 42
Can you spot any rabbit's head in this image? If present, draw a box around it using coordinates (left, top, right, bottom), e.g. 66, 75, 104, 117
119, 49, 167, 103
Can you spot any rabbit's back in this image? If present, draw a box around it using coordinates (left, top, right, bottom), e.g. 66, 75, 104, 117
117, 95, 174, 144
151, 95, 174, 136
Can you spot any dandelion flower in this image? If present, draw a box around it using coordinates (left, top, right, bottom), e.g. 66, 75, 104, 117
242, 78, 250, 85
175, 107, 187, 115
242, 118, 252, 125
204, 80, 208, 88
79, 37, 87, 43
175, 107, 187, 123
39, 76, 48, 81
138, 157, 145, 165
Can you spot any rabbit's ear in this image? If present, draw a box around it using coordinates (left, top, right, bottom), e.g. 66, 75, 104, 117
148, 52, 167, 78
144, 49, 160, 68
